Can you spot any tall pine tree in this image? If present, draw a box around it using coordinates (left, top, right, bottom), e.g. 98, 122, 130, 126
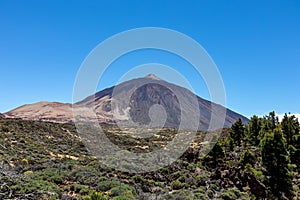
230, 118, 245, 146
247, 115, 261, 146
282, 114, 300, 168
261, 128, 293, 198
281, 113, 299, 146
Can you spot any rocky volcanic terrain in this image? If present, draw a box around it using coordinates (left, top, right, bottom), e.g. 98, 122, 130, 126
1, 115, 299, 199
4, 102, 73, 123
1, 76, 299, 200
4, 74, 249, 130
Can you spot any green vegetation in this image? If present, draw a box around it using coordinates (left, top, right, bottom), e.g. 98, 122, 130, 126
229, 118, 245, 146
240, 150, 256, 167
262, 128, 293, 198
247, 115, 261, 146
0, 113, 300, 199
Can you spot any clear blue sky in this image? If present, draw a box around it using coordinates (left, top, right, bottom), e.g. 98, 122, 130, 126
0, 0, 299, 118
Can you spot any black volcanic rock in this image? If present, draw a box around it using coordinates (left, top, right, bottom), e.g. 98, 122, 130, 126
0, 113, 4, 119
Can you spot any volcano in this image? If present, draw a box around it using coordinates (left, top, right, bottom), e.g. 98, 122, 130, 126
5, 74, 249, 130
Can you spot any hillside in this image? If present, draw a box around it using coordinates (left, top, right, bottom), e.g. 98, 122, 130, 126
5, 75, 249, 130
1, 114, 299, 199
4, 102, 73, 124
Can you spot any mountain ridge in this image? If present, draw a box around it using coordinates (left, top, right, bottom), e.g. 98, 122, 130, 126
4, 75, 249, 129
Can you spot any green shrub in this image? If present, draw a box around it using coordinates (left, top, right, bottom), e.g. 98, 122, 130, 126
1, 126, 9, 132
170, 179, 184, 190
218, 189, 237, 200
187, 163, 196, 171
97, 181, 120, 192
154, 181, 164, 187
109, 184, 136, 199
177, 175, 186, 183
163, 189, 194, 200
112, 196, 132, 200
194, 192, 208, 199
80, 187, 90, 195
195, 173, 207, 182
11, 179, 60, 198
240, 150, 256, 167
207, 189, 214, 198
193, 186, 205, 194
218, 188, 250, 200
51, 174, 63, 184
70, 184, 86, 193
209, 183, 219, 191
83, 191, 108, 200
132, 175, 145, 183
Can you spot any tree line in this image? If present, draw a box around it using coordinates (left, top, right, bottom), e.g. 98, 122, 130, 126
228, 111, 300, 199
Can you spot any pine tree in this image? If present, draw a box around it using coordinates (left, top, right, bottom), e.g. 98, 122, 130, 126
209, 133, 225, 161
259, 112, 279, 141
247, 115, 261, 146
230, 118, 245, 146
204, 133, 225, 165
281, 113, 299, 146
261, 128, 293, 198
240, 149, 256, 167
267, 111, 278, 131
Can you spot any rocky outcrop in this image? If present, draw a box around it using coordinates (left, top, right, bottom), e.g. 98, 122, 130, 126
247, 172, 267, 198
215, 167, 267, 198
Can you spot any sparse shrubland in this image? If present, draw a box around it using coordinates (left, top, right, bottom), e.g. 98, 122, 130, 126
0, 113, 300, 199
